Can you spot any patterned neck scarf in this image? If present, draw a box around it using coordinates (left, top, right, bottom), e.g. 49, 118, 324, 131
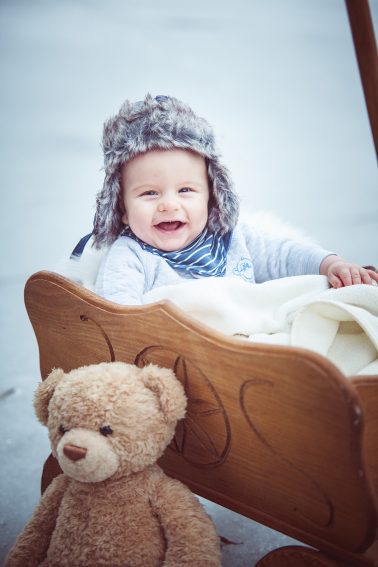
124, 227, 232, 278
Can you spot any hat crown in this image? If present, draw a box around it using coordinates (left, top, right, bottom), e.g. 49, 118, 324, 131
102, 94, 217, 172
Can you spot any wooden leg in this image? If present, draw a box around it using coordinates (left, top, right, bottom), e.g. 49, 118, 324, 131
256, 546, 345, 567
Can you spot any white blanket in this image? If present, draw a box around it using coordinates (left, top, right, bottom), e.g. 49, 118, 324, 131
143, 276, 378, 377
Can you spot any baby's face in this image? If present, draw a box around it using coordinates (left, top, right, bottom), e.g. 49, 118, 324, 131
121, 149, 209, 251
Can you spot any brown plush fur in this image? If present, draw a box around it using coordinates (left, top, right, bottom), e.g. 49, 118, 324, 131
6, 362, 221, 567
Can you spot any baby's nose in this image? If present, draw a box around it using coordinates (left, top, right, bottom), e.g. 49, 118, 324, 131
158, 197, 180, 212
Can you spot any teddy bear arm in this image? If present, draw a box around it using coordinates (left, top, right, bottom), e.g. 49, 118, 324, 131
152, 476, 221, 567
5, 474, 69, 567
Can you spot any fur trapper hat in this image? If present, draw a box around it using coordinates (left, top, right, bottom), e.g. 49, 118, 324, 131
93, 94, 239, 247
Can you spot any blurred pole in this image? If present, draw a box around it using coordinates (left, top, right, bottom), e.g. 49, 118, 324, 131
345, 0, 378, 162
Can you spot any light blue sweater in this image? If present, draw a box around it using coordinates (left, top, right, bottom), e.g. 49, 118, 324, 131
95, 219, 333, 305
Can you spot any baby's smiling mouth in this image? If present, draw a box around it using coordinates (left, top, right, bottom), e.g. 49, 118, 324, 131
154, 221, 185, 232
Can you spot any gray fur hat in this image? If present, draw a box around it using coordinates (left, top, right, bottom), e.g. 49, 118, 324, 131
93, 94, 239, 247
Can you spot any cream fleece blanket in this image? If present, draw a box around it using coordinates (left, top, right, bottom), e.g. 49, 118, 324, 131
143, 276, 378, 377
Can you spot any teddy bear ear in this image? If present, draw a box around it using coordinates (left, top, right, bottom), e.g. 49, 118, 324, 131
140, 364, 187, 423
33, 368, 66, 425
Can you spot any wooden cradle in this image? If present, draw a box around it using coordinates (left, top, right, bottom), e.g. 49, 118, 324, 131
24, 270, 378, 567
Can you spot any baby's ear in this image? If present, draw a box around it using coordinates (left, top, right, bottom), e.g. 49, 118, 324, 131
34, 368, 65, 425
140, 364, 187, 423
121, 211, 128, 225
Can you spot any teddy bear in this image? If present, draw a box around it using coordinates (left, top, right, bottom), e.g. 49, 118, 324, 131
6, 361, 221, 567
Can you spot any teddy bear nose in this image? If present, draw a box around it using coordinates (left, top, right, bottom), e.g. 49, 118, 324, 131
63, 444, 87, 461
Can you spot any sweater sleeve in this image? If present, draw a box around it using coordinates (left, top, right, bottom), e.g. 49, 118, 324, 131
95, 237, 146, 305
239, 219, 334, 283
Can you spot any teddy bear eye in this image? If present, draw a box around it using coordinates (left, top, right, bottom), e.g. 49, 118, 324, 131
100, 425, 113, 436
59, 425, 69, 435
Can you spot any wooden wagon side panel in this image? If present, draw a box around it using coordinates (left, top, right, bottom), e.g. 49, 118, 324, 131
24, 271, 377, 565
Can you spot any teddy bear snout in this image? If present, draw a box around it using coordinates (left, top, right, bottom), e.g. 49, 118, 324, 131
63, 444, 87, 461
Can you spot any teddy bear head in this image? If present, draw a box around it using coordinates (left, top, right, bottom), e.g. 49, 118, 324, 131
34, 361, 187, 483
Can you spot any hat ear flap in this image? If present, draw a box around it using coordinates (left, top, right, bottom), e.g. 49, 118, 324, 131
93, 174, 123, 248
140, 364, 187, 423
34, 368, 65, 425
207, 158, 239, 234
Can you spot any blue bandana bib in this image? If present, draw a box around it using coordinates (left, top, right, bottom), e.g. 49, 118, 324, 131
124, 228, 232, 277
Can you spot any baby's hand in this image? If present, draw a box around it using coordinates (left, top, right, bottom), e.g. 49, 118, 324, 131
320, 255, 378, 288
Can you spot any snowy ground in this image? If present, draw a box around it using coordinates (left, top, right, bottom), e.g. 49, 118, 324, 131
0, 1, 377, 565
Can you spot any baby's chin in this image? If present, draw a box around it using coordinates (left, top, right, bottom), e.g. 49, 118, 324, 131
152, 239, 189, 252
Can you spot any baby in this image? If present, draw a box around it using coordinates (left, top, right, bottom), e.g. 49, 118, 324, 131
92, 94, 378, 305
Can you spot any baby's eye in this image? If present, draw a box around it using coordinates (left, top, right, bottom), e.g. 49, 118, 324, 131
179, 187, 193, 193
140, 190, 157, 197
59, 425, 69, 435
100, 425, 113, 436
